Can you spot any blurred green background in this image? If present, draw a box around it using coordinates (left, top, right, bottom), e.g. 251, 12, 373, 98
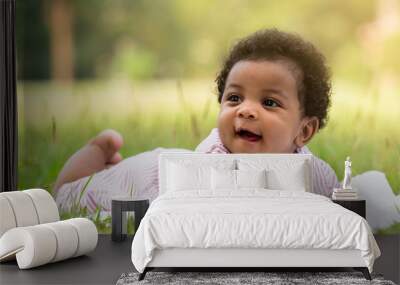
16, 0, 399, 233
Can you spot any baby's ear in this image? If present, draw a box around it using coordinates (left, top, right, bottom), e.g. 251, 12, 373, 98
294, 116, 319, 148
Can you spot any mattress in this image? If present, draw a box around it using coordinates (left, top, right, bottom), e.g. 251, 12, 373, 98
131, 190, 381, 273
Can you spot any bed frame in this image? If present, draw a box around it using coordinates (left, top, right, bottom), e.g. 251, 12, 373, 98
137, 153, 372, 281
139, 248, 371, 280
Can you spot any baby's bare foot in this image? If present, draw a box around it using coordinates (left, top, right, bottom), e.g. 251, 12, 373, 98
54, 129, 124, 192
88, 129, 124, 166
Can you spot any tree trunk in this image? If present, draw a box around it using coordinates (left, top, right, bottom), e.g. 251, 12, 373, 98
49, 0, 74, 83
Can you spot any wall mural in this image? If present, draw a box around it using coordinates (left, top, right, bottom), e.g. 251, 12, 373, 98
17, 0, 400, 235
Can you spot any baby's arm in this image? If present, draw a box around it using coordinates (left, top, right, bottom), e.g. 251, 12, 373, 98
297, 146, 340, 197
312, 156, 341, 197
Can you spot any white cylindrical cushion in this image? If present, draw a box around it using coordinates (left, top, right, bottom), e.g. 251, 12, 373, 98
42, 221, 79, 262
0, 192, 39, 227
0, 218, 97, 269
0, 195, 17, 237
64, 218, 98, 257
24, 189, 60, 224
0, 226, 57, 269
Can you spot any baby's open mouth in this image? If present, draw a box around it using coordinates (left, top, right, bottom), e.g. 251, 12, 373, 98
236, 129, 262, 142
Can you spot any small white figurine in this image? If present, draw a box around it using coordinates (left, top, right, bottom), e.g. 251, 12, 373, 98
343, 156, 352, 190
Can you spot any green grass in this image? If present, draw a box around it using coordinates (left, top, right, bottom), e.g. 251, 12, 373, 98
58, 173, 111, 233
17, 79, 400, 233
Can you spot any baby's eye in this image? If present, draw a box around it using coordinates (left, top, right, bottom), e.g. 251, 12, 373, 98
263, 99, 279, 108
226, 94, 240, 102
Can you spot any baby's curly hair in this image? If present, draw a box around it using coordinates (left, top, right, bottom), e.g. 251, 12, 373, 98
216, 28, 332, 129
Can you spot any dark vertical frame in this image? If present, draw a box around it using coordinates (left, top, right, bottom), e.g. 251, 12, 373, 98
0, 0, 17, 192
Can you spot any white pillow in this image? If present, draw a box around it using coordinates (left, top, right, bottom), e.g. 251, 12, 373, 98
266, 168, 306, 191
236, 169, 267, 188
238, 158, 309, 192
167, 162, 211, 191
211, 168, 236, 190
211, 168, 268, 191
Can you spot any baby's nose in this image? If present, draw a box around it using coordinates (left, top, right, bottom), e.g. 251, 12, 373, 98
237, 104, 258, 120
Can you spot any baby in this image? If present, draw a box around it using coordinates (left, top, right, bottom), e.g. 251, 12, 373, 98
54, 29, 340, 213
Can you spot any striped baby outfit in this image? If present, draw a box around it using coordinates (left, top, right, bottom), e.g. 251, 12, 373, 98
55, 128, 340, 213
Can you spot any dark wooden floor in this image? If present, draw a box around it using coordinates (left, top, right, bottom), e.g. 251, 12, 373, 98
0, 234, 398, 284
373, 234, 400, 284
0, 235, 135, 284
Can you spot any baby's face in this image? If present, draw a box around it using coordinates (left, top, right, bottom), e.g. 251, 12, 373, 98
218, 59, 306, 153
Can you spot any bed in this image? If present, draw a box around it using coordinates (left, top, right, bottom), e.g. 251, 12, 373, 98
131, 153, 381, 281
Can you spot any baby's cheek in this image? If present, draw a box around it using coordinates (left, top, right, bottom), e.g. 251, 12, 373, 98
217, 116, 225, 130
217, 112, 229, 132
217, 122, 231, 146
217, 108, 237, 145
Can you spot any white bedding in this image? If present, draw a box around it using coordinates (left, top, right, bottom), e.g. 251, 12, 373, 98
131, 190, 381, 273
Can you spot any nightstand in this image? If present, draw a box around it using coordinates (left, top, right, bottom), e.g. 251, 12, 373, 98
332, 199, 366, 219
111, 198, 149, 242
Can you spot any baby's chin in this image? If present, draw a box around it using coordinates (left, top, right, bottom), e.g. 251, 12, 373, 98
220, 131, 292, 153
225, 140, 265, 154
226, 137, 294, 154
